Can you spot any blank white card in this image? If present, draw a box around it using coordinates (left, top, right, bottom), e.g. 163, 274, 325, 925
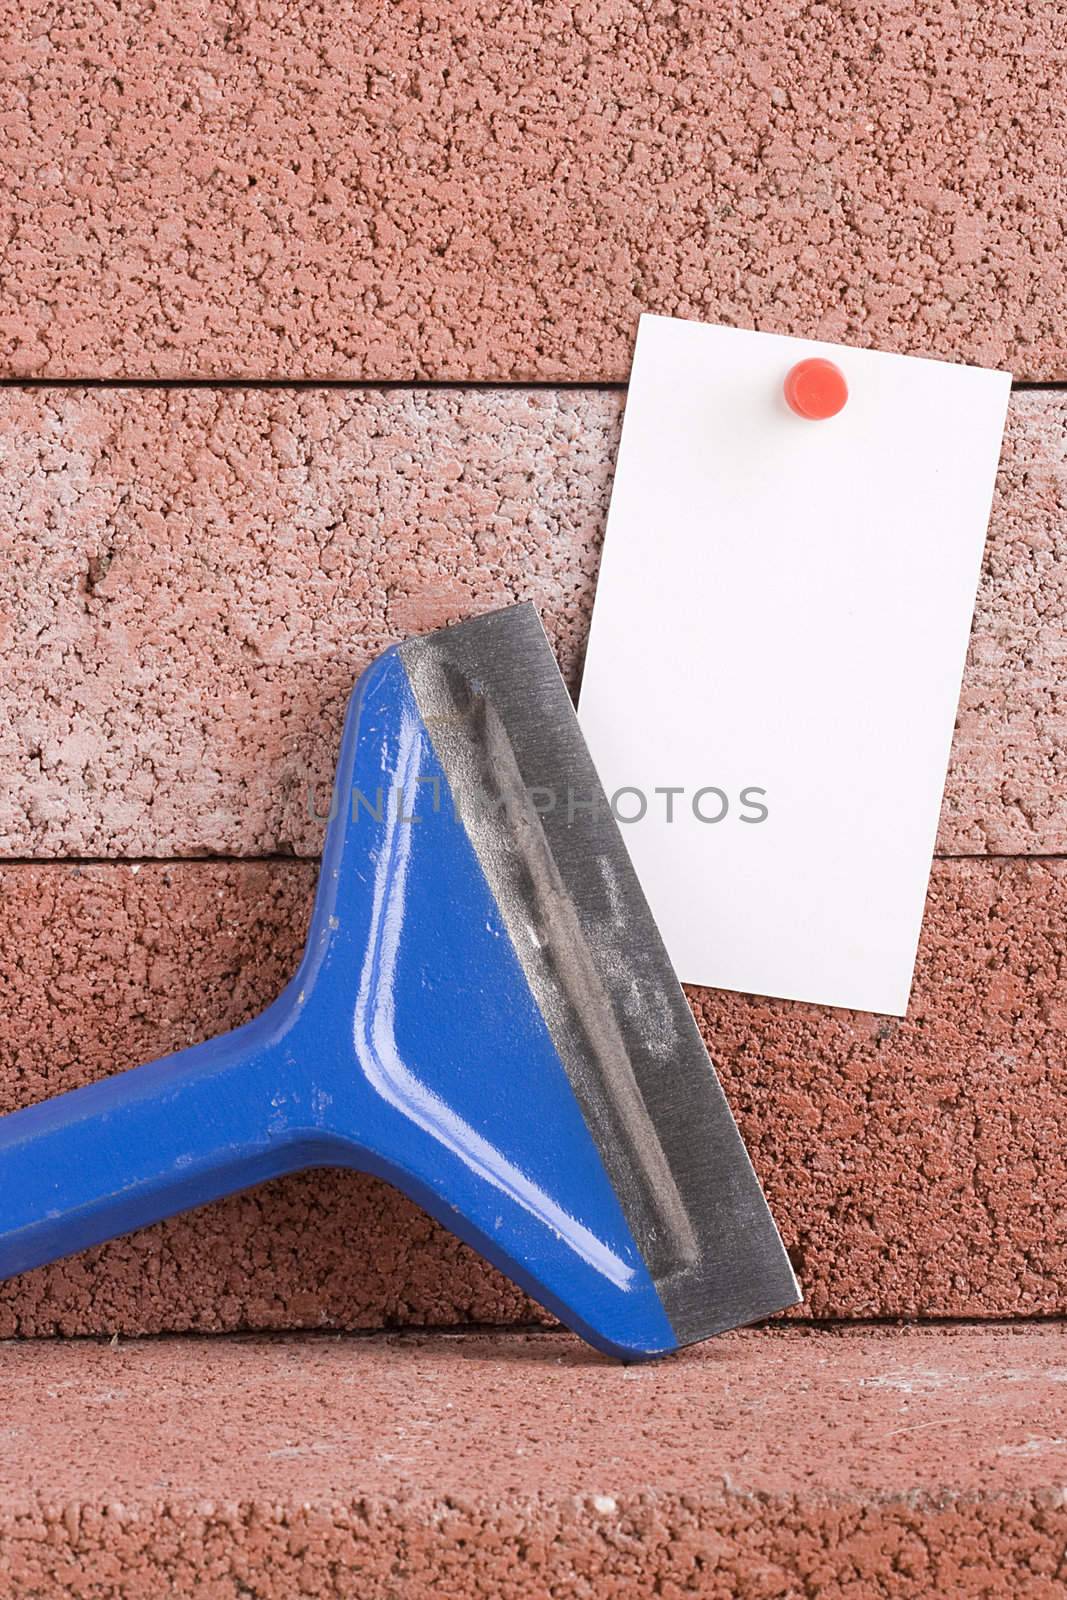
579, 316, 1010, 1014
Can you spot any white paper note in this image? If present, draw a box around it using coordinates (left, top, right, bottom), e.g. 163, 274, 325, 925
579, 315, 1010, 1014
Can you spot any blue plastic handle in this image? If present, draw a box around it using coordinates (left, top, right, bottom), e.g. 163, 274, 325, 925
0, 642, 678, 1358
0, 1010, 301, 1280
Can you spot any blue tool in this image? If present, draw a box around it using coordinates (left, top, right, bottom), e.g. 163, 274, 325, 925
0, 605, 798, 1358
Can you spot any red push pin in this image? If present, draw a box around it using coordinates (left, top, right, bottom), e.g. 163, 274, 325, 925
784, 358, 848, 420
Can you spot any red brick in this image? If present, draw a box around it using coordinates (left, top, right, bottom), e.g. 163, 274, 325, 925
1, 388, 1062, 858
0, 1326, 1064, 1598
0, 858, 1061, 1335
0, 3, 1062, 380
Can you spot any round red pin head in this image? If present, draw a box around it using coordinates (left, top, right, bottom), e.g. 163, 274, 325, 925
784, 358, 848, 420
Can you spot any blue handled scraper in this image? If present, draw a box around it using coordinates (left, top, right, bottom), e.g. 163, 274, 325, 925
0, 604, 799, 1358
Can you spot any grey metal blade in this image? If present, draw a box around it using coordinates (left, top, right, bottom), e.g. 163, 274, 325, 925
400, 602, 800, 1344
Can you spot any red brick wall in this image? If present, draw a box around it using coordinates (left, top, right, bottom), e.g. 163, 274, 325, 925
0, 1, 1062, 1340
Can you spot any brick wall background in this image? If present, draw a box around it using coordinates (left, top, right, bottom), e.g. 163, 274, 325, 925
0, 3, 1063, 1592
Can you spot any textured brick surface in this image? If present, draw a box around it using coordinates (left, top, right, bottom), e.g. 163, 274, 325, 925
0, 857, 1061, 1336
953, 392, 1067, 851
0, 1326, 1064, 1598
1, 387, 1062, 859
1, 2, 1064, 381
2, 6, 1061, 1592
